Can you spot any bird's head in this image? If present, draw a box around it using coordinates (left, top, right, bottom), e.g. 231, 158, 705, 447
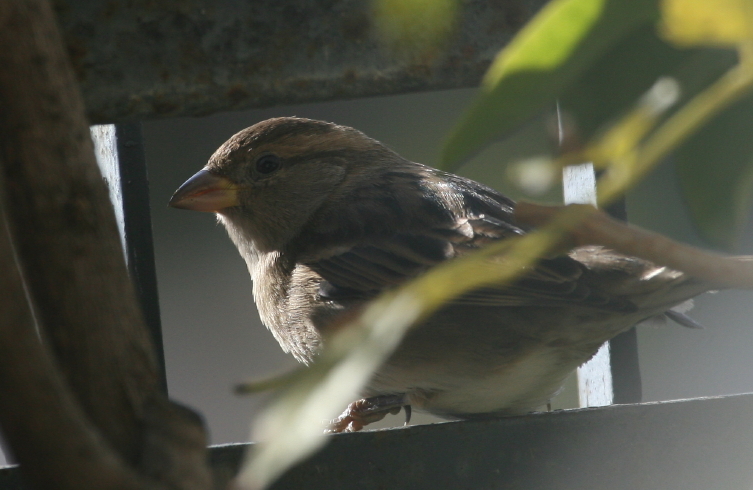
169, 117, 408, 254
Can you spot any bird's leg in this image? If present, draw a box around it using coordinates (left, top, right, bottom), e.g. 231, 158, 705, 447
327, 394, 410, 433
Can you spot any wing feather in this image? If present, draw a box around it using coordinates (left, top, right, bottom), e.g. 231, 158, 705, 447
302, 167, 636, 312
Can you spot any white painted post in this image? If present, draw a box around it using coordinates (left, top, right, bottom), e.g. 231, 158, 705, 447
90, 124, 126, 253
89, 124, 167, 390
563, 163, 614, 407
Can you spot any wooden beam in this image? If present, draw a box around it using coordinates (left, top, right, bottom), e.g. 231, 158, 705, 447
53, 0, 548, 123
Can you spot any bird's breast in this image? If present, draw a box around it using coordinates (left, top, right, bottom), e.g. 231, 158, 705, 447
413, 348, 572, 416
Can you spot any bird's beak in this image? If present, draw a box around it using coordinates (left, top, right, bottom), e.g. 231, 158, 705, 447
169, 169, 240, 212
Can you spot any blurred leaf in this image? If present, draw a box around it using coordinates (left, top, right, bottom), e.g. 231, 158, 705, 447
584, 77, 681, 169
441, 0, 658, 169
596, 59, 753, 208
560, 26, 738, 140
372, 0, 459, 55
507, 156, 558, 196
660, 0, 753, 47
674, 91, 753, 250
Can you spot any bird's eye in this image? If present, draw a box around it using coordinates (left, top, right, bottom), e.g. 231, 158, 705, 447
255, 154, 281, 175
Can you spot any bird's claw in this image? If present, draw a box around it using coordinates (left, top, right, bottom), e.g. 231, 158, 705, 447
326, 395, 410, 433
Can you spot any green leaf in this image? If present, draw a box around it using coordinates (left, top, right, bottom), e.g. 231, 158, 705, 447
660, 0, 752, 48
560, 27, 738, 140
440, 0, 658, 170
674, 91, 753, 250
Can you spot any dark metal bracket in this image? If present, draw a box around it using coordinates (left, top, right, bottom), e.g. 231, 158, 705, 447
4, 393, 753, 489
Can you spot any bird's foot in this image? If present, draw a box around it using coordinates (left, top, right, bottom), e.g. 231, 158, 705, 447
327, 394, 410, 433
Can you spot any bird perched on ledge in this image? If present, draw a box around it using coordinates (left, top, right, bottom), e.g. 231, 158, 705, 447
170, 117, 712, 432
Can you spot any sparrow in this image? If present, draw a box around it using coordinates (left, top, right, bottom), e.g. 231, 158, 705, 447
170, 117, 713, 432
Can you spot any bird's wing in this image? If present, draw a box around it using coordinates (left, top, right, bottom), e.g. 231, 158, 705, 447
306, 174, 636, 312
310, 232, 632, 312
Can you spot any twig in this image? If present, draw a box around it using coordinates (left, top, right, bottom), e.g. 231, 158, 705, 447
515, 202, 753, 289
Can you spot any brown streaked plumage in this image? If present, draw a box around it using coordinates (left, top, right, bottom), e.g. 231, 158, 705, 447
170, 117, 712, 432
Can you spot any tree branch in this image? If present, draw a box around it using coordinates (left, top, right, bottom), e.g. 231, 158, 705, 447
0, 0, 155, 463
0, 1, 211, 488
0, 175, 151, 490
515, 202, 753, 289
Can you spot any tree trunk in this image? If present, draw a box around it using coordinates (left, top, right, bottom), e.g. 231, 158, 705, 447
0, 1, 211, 488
